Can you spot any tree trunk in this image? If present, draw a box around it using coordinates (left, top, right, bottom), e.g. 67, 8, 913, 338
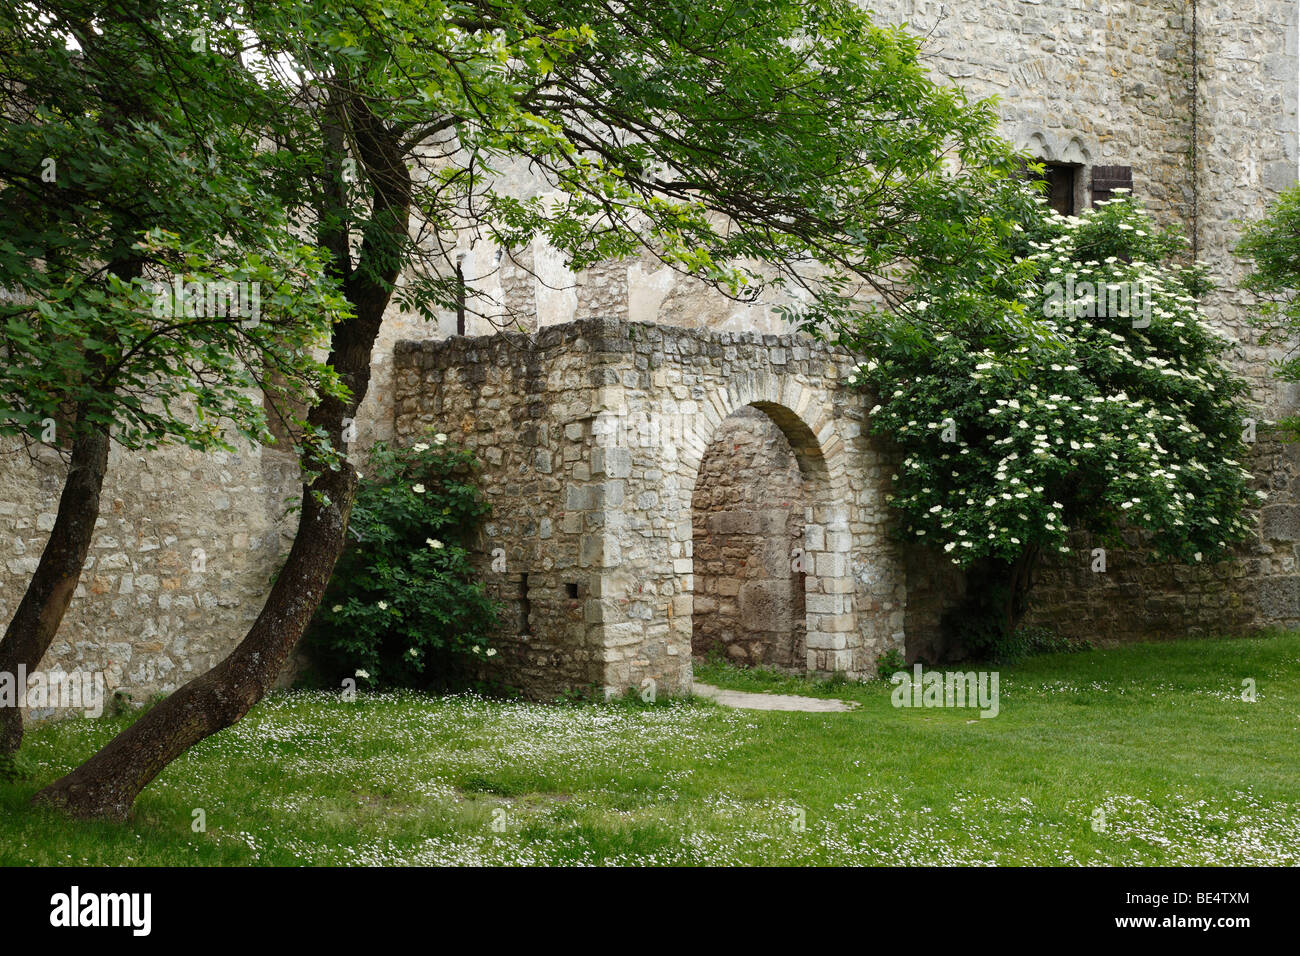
1, 254, 138, 758
32, 94, 410, 819
942, 544, 1043, 662
0, 416, 111, 757
1002, 543, 1042, 636
1, 7, 156, 760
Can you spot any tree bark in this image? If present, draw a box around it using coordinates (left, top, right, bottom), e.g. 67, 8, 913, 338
1002, 543, 1041, 636
0, 248, 135, 759
32, 93, 411, 819
0, 414, 111, 757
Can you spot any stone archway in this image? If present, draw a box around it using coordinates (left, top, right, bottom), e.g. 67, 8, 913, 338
690, 404, 807, 669
393, 318, 906, 699
674, 384, 863, 680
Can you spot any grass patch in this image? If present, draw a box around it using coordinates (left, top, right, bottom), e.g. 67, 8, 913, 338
3, 632, 1298, 865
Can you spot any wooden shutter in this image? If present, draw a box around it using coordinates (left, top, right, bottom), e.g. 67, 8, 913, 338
1092, 165, 1133, 205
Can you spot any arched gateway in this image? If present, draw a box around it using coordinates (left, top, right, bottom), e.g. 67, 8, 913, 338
392, 317, 906, 699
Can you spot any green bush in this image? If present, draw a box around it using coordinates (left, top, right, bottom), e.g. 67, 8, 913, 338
848, 195, 1258, 649
874, 647, 908, 679
302, 433, 499, 692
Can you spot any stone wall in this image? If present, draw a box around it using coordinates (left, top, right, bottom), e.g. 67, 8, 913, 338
0, 435, 300, 710
392, 323, 615, 698
691, 406, 806, 668
1013, 432, 1296, 648
1, 0, 1298, 710
393, 318, 906, 697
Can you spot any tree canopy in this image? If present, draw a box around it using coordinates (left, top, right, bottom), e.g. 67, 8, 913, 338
0, 0, 348, 456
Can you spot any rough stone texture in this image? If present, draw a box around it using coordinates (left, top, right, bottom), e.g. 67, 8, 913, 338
393, 318, 906, 697
1015, 430, 1292, 648
0, 435, 300, 709
2, 1, 1299, 710
691, 406, 806, 669
391, 322, 615, 698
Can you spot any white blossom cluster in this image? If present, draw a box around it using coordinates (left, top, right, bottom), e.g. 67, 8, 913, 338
851, 197, 1261, 569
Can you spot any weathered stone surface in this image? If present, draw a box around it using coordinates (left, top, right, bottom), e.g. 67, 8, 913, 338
393, 318, 903, 696
690, 406, 806, 670
0, 435, 301, 711
2, 0, 1298, 712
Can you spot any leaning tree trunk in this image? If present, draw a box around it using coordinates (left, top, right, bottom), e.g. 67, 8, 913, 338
0, 259, 133, 761
32, 95, 411, 819
2, 13, 158, 759
2, 7, 164, 759
0, 413, 111, 757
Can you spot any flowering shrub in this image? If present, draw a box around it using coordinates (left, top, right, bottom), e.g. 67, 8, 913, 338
303, 433, 499, 691
847, 195, 1261, 652
1238, 182, 1300, 436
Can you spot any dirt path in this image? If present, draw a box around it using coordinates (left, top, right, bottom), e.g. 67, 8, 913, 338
692, 682, 859, 713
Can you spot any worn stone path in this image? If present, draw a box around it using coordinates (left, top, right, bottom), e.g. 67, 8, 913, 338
692, 682, 859, 713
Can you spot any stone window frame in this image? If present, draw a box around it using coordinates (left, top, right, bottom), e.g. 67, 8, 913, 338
1022, 131, 1095, 215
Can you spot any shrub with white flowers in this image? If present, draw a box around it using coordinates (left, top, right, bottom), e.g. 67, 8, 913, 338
303, 432, 500, 690
1239, 182, 1300, 436
847, 195, 1260, 653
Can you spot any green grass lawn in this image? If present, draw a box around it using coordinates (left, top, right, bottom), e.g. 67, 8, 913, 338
3, 632, 1299, 865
